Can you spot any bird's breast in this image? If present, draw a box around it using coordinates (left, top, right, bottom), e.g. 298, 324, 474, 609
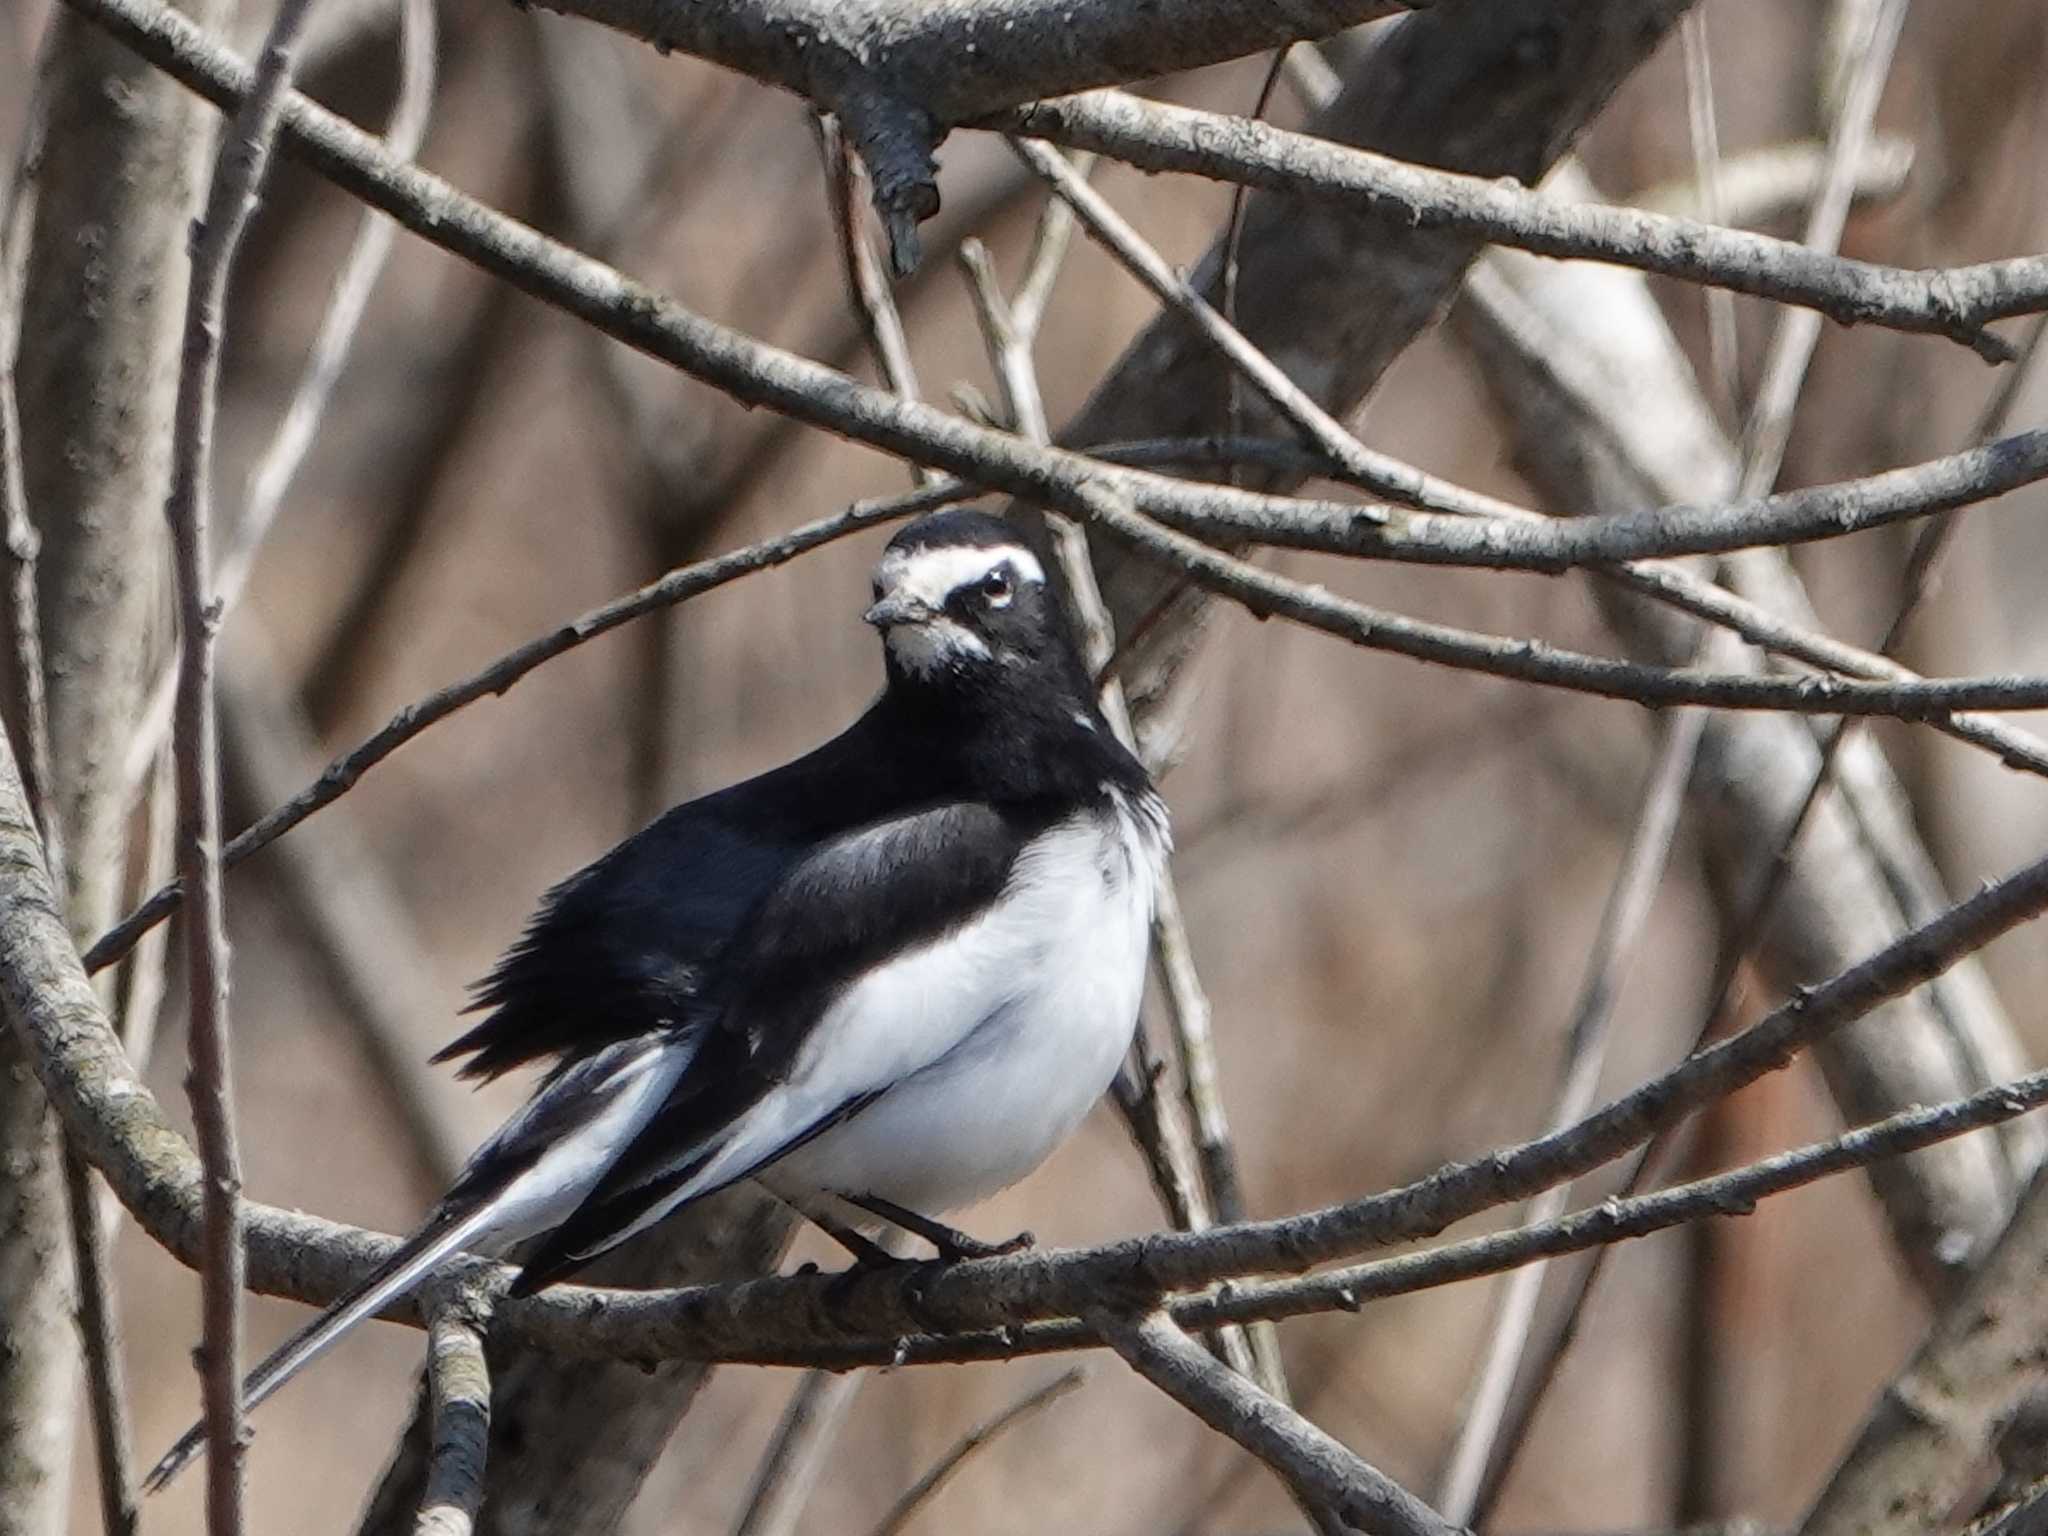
771, 789, 1169, 1213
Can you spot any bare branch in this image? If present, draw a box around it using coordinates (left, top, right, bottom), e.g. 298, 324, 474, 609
1010, 133, 1528, 522
817, 114, 930, 480
1096, 1309, 1459, 1536
416, 1300, 491, 1536
1132, 431, 2048, 573
1735, 0, 1907, 495
1005, 90, 2039, 360
162, 0, 321, 1521
1799, 1165, 2048, 1536
499, 0, 1418, 262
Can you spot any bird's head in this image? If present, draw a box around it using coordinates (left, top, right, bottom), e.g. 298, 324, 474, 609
865, 510, 1087, 700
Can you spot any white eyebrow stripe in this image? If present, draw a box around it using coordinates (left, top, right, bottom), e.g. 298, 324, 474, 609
875, 542, 1046, 608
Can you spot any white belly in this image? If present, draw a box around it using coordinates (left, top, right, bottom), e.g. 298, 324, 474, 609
761, 790, 1166, 1216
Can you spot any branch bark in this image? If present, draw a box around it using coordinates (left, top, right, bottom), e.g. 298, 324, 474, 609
3, 3, 231, 1528
164, 0, 322, 1523
509, 0, 1415, 266
1100, 1310, 1459, 1536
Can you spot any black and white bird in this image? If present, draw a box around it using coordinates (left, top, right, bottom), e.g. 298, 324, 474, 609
145, 507, 1169, 1490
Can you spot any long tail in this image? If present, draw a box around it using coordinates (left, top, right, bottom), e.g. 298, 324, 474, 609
142, 1203, 498, 1493
141, 1032, 695, 1493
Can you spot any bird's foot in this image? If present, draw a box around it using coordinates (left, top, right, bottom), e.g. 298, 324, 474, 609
845, 1192, 1034, 1263
931, 1226, 1035, 1263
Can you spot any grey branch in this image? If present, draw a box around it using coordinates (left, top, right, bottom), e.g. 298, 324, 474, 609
161, 0, 320, 1524
1799, 1162, 2048, 1536
1096, 1309, 1460, 1536
502, 0, 1415, 265
416, 1301, 491, 1536
1005, 90, 2041, 360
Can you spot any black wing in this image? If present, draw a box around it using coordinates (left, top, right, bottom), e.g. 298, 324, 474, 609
508, 796, 1053, 1293
437, 806, 799, 1080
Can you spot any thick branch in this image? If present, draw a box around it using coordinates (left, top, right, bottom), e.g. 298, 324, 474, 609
500, 0, 1415, 262
1005, 90, 2039, 361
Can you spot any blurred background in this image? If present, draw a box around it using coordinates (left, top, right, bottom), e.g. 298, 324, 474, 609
5, 0, 2048, 1532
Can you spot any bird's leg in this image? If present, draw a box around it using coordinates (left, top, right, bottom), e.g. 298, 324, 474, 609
845, 1193, 1034, 1262
805, 1206, 904, 1270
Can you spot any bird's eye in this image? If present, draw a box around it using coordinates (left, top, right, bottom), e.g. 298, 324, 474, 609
980, 567, 1014, 606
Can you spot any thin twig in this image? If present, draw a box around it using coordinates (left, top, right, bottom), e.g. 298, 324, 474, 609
1220, 49, 1290, 480
1096, 1310, 1459, 1536
164, 0, 321, 1524
63, 1148, 138, 1536
1009, 133, 1528, 522
82, 478, 974, 976
999, 89, 2035, 360
957, 236, 1281, 1400
860, 1369, 1086, 1536
817, 113, 937, 489
416, 1298, 491, 1536
1008, 152, 1091, 342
